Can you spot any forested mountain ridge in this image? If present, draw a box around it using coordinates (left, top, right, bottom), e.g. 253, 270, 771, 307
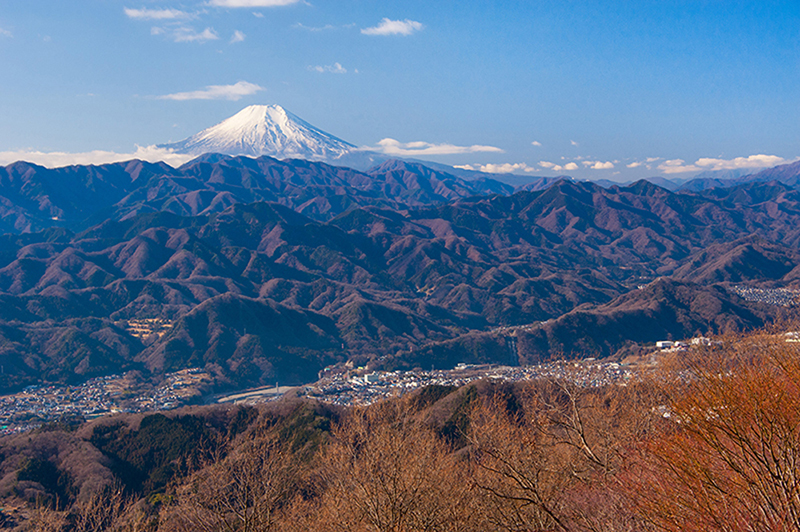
0, 170, 797, 391
0, 156, 516, 234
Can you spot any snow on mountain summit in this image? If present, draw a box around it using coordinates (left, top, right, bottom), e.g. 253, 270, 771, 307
159, 104, 357, 161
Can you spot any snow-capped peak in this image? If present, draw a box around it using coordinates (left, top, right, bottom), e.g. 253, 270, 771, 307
159, 104, 356, 161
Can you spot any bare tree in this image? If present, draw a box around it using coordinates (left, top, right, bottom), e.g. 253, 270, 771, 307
311, 398, 477, 532
23, 503, 67, 532
159, 436, 298, 532
469, 380, 655, 532
69, 483, 128, 532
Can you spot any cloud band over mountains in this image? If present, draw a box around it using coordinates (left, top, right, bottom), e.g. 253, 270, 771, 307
657, 154, 791, 174
373, 138, 502, 156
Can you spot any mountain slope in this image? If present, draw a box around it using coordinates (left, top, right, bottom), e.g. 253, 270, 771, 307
514, 279, 774, 362
158, 105, 356, 161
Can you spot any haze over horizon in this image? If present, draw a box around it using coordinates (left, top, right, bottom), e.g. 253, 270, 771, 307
0, 1, 798, 180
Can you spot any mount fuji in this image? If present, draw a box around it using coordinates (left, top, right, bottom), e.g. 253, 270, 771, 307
159, 104, 369, 164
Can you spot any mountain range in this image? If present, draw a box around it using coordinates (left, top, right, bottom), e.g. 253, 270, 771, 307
0, 163, 798, 392
1, 105, 800, 393
0, 156, 519, 234
153, 104, 800, 192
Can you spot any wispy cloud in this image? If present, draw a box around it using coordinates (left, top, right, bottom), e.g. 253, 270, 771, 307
362, 18, 423, 36
124, 7, 193, 20
209, 0, 303, 7
0, 146, 194, 169
309, 62, 347, 74
625, 157, 660, 170
570, 140, 579, 147
0, 27, 12, 38
657, 154, 791, 174
372, 138, 502, 156
157, 81, 264, 101
582, 160, 614, 170
531, 141, 542, 147
456, 163, 538, 174
173, 27, 219, 42
230, 30, 246, 43
293, 22, 336, 31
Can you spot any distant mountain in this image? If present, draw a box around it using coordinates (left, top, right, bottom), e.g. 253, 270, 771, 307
0, 156, 513, 233
687, 168, 754, 182
417, 160, 567, 187
159, 105, 358, 162
641, 176, 682, 191
0, 159, 172, 233
747, 160, 800, 186
678, 161, 800, 192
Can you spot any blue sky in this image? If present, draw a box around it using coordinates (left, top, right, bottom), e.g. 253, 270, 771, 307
0, 0, 798, 180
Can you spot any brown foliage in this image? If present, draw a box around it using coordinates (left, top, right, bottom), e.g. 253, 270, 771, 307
16, 330, 800, 532
159, 436, 299, 532
632, 331, 800, 531
304, 398, 478, 532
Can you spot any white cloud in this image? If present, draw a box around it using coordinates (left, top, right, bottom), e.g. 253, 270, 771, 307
657, 154, 791, 174
210, 0, 302, 7
253, 12, 264, 17
531, 141, 542, 147
622, 157, 660, 170
0, 146, 195, 169
570, 140, 579, 147
658, 159, 699, 174
582, 160, 614, 170
539, 161, 565, 172
173, 27, 219, 42
309, 62, 347, 74
124, 7, 192, 20
537, 161, 578, 172
230, 30, 246, 43
694, 154, 788, 170
157, 81, 264, 101
455, 163, 540, 174
480, 163, 538, 174
362, 18, 423, 36
372, 138, 502, 156
0, 27, 12, 38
